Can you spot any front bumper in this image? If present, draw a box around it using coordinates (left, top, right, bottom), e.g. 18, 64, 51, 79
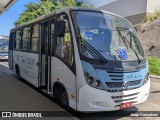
78, 79, 150, 112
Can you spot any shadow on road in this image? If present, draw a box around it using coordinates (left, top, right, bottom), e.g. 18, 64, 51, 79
0, 59, 8, 62
66, 107, 138, 119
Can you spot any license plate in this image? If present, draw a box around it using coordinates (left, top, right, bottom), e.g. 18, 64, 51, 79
120, 102, 133, 109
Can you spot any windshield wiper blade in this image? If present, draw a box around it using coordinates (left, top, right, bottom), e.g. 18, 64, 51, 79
116, 27, 141, 64
116, 27, 129, 49
79, 36, 107, 63
131, 47, 141, 64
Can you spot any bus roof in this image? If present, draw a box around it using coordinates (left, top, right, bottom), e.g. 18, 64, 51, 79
11, 7, 123, 31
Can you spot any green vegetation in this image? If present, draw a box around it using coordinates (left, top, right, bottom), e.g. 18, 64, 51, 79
15, 0, 94, 26
148, 57, 160, 76
145, 9, 160, 22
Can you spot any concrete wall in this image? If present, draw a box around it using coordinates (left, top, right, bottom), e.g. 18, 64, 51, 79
147, 0, 160, 13
99, 0, 147, 17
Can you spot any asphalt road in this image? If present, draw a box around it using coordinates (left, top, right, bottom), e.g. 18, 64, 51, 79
0, 61, 160, 120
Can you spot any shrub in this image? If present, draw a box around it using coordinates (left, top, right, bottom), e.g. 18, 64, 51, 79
145, 9, 160, 22
148, 57, 160, 76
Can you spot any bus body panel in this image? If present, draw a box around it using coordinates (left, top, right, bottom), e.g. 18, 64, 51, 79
67, 10, 87, 110
78, 79, 150, 112
51, 57, 77, 110
13, 51, 39, 87
78, 60, 150, 112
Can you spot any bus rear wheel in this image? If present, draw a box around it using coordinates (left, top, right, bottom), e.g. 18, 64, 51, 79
16, 66, 21, 80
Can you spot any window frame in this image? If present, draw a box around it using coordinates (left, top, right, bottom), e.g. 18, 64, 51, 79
30, 24, 40, 52
9, 31, 15, 50
12, 23, 40, 54
53, 13, 75, 68
22, 26, 31, 51
14, 29, 22, 50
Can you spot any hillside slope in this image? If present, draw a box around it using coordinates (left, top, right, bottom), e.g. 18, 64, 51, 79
136, 20, 160, 57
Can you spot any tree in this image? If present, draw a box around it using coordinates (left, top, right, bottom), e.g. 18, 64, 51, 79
15, 0, 94, 26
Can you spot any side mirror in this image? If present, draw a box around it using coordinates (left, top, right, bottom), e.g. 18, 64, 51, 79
56, 21, 65, 37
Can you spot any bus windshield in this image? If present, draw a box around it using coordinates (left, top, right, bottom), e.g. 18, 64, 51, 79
71, 11, 145, 62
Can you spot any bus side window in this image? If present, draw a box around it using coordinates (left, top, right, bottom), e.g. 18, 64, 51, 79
55, 15, 74, 66
31, 24, 39, 52
14, 30, 21, 49
22, 27, 30, 51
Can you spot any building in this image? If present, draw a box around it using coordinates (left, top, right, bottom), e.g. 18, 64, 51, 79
0, 0, 17, 15
98, 0, 160, 24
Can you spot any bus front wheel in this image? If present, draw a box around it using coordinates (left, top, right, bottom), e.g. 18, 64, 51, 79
61, 90, 69, 107
53, 85, 69, 108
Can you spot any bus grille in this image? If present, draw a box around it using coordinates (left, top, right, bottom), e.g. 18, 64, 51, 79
107, 87, 140, 92
111, 92, 139, 103
106, 80, 141, 88
107, 70, 140, 81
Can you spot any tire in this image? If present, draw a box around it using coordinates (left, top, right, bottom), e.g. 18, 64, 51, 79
16, 66, 21, 80
60, 90, 69, 107
53, 86, 69, 108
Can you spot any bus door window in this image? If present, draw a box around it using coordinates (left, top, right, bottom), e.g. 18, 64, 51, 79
51, 22, 55, 56
39, 22, 49, 89
42, 23, 48, 54
55, 15, 74, 66
31, 24, 39, 52
42, 22, 49, 79
22, 27, 30, 51
14, 30, 21, 49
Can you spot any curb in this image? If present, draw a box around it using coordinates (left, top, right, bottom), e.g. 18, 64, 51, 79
150, 75, 160, 79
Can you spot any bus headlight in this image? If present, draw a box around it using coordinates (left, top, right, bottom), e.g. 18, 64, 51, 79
143, 73, 150, 85
84, 72, 104, 90
86, 76, 94, 84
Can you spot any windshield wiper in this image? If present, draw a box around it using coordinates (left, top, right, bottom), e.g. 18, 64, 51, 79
116, 27, 129, 49
116, 27, 141, 64
130, 45, 141, 64
78, 36, 107, 63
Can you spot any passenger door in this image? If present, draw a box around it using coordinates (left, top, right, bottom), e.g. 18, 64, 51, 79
39, 21, 51, 93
